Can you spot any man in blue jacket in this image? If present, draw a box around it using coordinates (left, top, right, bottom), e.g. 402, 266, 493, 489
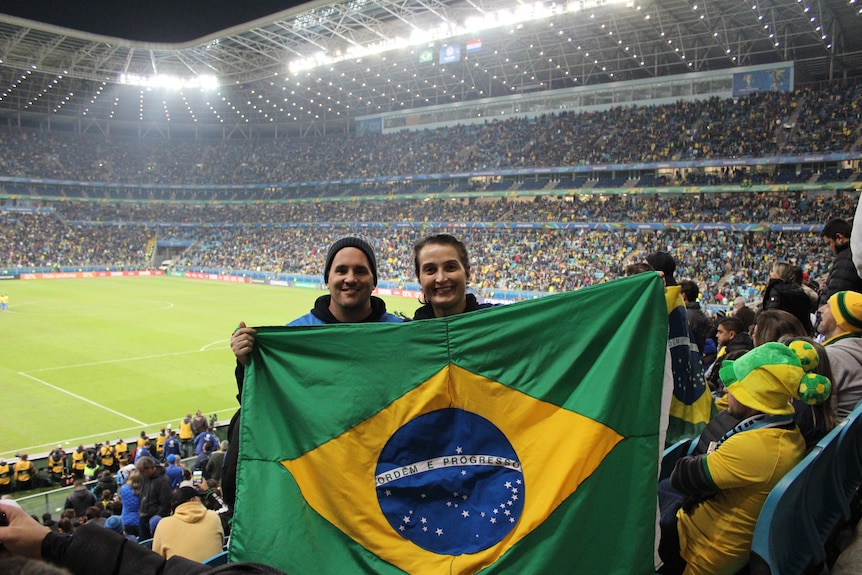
223, 236, 403, 514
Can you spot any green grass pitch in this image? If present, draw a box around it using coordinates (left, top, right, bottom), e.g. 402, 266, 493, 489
0, 275, 420, 458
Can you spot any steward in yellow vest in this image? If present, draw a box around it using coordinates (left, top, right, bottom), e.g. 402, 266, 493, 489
0, 459, 11, 494
48, 446, 66, 482
99, 442, 116, 471
14, 454, 36, 490
115, 439, 130, 465
71, 446, 86, 478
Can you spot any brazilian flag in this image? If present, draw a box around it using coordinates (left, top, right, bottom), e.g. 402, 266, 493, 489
230, 273, 668, 574
664, 285, 714, 445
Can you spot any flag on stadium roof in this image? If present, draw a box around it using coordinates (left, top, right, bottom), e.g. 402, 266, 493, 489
439, 44, 460, 65
230, 273, 668, 574
466, 39, 482, 54
419, 48, 433, 63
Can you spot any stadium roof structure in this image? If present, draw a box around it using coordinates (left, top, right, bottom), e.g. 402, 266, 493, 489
1, 0, 861, 138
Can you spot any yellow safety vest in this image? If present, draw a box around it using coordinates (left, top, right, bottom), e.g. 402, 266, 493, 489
0, 463, 11, 485
115, 442, 129, 463
14, 460, 32, 482
72, 450, 86, 471
179, 419, 193, 440
49, 453, 64, 474
100, 445, 115, 467
156, 432, 167, 452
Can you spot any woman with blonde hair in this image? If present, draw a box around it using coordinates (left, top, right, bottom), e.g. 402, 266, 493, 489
119, 469, 142, 538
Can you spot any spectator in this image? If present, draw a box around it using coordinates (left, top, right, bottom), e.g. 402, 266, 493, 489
752, 309, 806, 347
779, 336, 840, 448
119, 469, 142, 539
705, 316, 754, 395
162, 430, 181, 462
732, 297, 756, 333
94, 470, 118, 498
680, 279, 712, 354
164, 454, 184, 491
152, 484, 224, 562
760, 261, 814, 335
104, 515, 137, 543
820, 218, 862, 304
193, 429, 218, 456
191, 411, 208, 437
224, 235, 403, 515
205, 441, 228, 487
192, 443, 213, 481
63, 479, 96, 518
0, 499, 286, 575
659, 343, 831, 575
136, 456, 172, 541
42, 513, 58, 532
411, 233, 496, 319
817, 291, 862, 417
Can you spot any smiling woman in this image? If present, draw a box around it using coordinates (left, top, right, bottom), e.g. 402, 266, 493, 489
412, 234, 496, 320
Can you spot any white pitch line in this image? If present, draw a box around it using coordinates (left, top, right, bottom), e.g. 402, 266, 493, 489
18, 371, 147, 426
26, 348, 221, 373
201, 339, 230, 352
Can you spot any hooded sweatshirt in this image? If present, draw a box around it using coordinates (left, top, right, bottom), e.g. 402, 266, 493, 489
152, 500, 224, 562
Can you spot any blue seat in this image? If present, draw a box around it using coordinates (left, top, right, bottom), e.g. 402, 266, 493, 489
803, 424, 846, 563
837, 402, 862, 516
203, 550, 229, 566
659, 438, 694, 481
749, 444, 825, 575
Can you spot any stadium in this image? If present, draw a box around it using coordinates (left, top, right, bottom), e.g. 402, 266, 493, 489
1, 0, 862, 573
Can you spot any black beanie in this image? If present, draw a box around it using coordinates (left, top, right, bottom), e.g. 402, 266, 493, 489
323, 236, 378, 286
646, 251, 677, 286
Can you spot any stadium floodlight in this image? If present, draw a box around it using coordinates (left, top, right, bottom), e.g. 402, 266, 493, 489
119, 73, 219, 90
287, 0, 625, 74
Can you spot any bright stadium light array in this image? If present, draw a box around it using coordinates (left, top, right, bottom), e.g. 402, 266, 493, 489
118, 73, 219, 90
287, 0, 628, 74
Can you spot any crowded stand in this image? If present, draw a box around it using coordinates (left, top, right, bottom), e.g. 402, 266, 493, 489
2, 81, 862, 575
0, 85, 861, 187
1, 191, 858, 304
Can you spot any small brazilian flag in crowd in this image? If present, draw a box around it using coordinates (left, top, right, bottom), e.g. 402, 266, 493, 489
230, 273, 668, 574
664, 285, 714, 445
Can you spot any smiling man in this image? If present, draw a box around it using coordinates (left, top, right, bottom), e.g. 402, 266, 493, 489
225, 236, 403, 516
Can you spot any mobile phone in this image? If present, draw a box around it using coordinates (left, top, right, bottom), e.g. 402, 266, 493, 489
192, 470, 203, 485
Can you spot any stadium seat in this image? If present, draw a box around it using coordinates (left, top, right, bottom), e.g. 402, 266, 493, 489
803, 425, 847, 565
203, 550, 229, 566
748, 444, 826, 575
837, 403, 862, 519
659, 438, 694, 481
